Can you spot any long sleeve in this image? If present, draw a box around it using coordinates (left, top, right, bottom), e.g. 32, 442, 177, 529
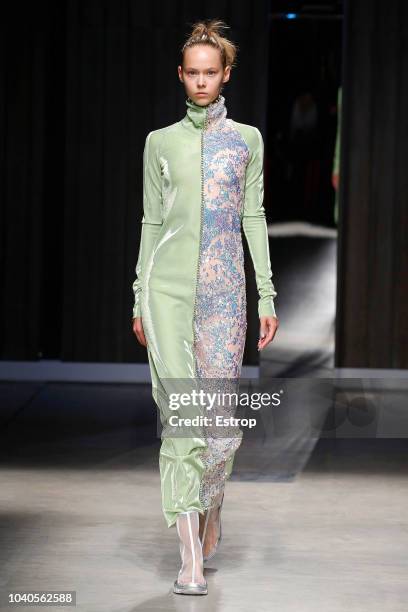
242, 127, 278, 319
132, 131, 163, 319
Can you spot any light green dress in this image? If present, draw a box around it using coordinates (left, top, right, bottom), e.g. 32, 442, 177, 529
132, 94, 278, 528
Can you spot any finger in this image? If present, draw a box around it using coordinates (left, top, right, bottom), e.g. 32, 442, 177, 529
136, 327, 147, 347
263, 327, 275, 347
258, 317, 273, 339
132, 321, 146, 347
258, 335, 267, 350
259, 319, 268, 339
139, 329, 147, 347
258, 332, 272, 349
136, 332, 147, 347
138, 320, 147, 345
258, 319, 278, 350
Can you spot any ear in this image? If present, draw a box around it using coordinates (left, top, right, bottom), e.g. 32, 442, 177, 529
223, 65, 231, 84
177, 65, 184, 82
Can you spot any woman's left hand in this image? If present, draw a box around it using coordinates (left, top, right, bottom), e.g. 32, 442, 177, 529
258, 315, 279, 351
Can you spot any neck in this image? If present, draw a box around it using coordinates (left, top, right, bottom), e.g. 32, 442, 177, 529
185, 93, 227, 129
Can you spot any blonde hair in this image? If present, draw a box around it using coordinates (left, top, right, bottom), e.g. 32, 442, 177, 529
181, 19, 238, 69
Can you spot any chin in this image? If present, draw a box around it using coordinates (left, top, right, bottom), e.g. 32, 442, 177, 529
191, 96, 206, 103
194, 95, 216, 105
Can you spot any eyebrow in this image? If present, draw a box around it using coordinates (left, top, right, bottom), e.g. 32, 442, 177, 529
184, 67, 219, 70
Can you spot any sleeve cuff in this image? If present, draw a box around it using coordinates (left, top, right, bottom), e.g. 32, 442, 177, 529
258, 298, 277, 319
132, 302, 142, 319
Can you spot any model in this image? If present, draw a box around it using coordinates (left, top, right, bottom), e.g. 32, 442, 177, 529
131, 19, 279, 596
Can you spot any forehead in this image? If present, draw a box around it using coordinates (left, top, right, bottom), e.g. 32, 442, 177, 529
183, 44, 223, 68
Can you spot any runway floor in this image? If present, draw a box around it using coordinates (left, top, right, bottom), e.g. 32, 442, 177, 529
1, 381, 408, 612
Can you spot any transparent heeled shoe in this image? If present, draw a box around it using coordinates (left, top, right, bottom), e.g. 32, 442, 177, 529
173, 510, 208, 596
201, 490, 224, 562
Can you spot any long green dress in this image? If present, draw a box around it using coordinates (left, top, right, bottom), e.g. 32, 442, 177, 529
132, 93, 278, 528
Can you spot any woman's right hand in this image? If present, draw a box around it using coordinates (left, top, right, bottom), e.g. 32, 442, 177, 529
132, 316, 147, 347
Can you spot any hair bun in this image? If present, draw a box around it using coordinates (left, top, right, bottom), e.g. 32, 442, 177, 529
181, 18, 238, 69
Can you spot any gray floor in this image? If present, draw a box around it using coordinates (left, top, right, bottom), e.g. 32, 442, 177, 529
1, 438, 408, 611
263, 233, 337, 378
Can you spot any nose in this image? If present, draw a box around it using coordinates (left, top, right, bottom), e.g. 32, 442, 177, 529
197, 74, 206, 87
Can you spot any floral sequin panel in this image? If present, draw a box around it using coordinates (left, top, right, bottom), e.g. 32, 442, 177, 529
194, 120, 250, 380
194, 119, 250, 509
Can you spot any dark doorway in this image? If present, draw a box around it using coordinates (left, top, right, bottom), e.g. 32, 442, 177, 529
265, 2, 343, 226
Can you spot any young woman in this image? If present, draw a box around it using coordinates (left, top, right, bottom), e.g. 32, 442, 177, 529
131, 19, 279, 596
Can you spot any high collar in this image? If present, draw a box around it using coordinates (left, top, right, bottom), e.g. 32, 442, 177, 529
185, 93, 227, 129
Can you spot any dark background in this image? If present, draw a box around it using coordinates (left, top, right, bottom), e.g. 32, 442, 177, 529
1, 0, 407, 368
266, 10, 342, 224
